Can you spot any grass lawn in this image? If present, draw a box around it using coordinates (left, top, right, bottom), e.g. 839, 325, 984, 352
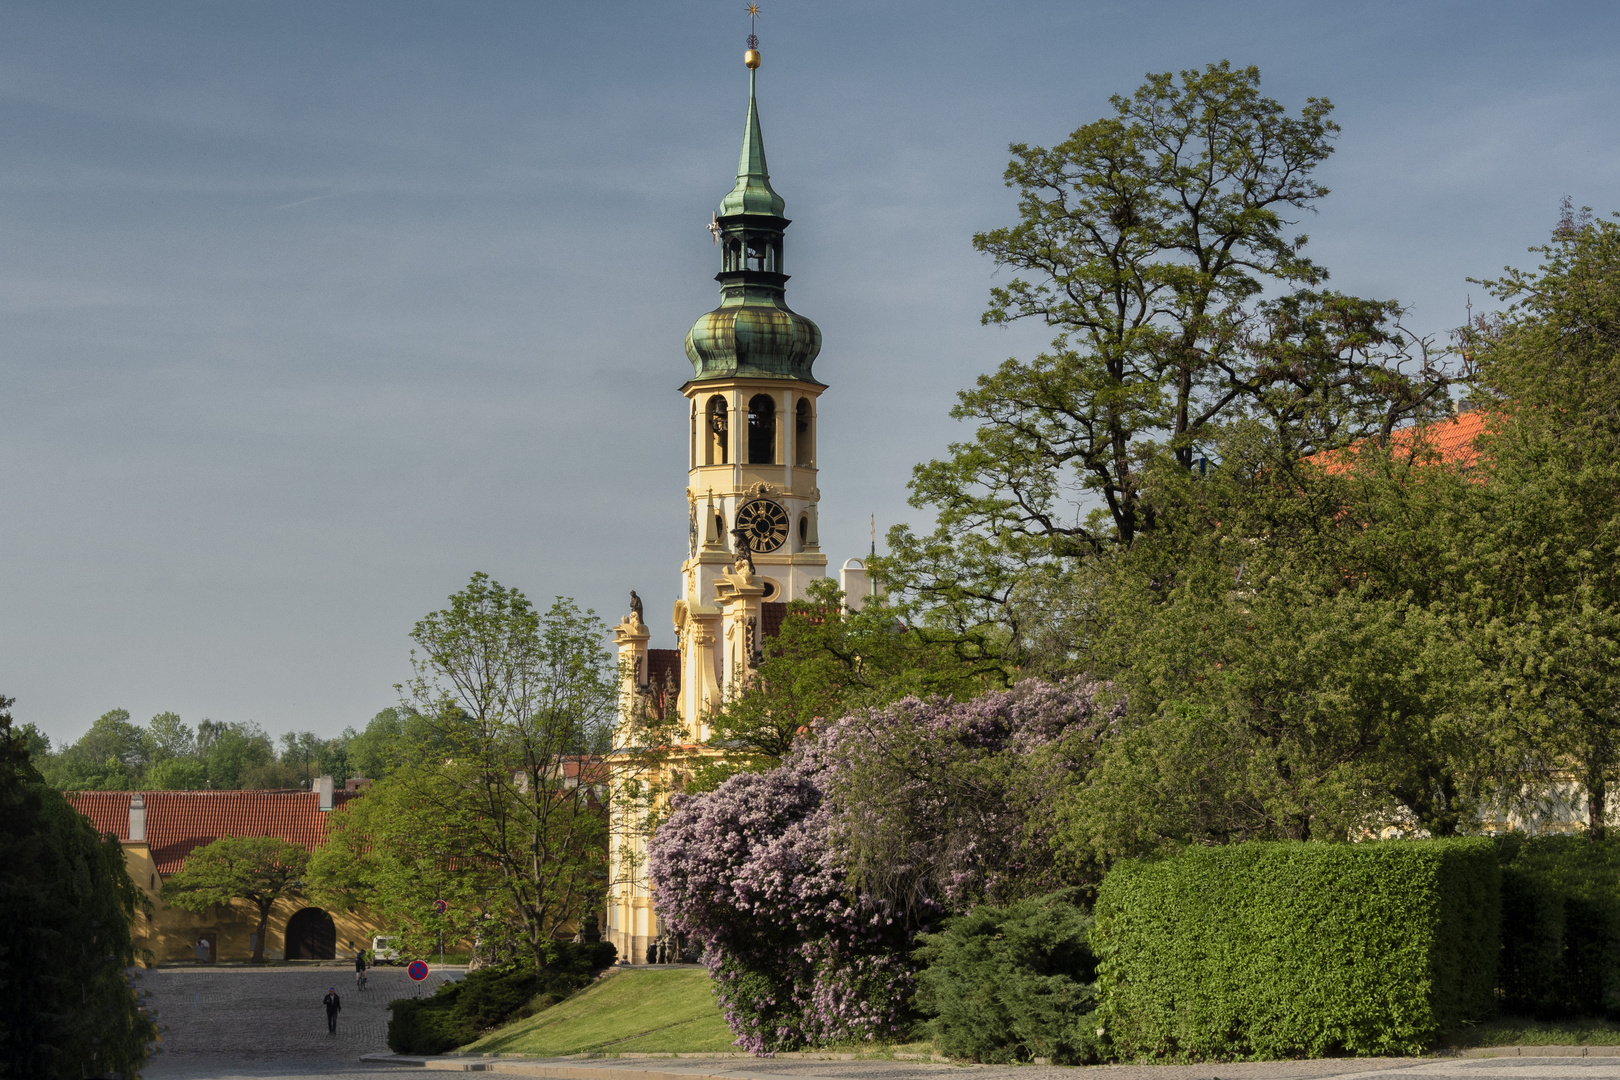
461, 968, 738, 1056
1445, 1017, 1620, 1048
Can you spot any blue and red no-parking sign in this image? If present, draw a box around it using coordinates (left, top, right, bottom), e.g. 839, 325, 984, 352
432, 899, 448, 915
407, 960, 430, 982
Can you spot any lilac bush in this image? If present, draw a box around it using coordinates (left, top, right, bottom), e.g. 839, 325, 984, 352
649, 677, 1118, 1054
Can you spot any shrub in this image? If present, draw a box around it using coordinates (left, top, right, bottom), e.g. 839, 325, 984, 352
1092, 839, 1499, 1060
387, 996, 474, 1055
1497, 834, 1620, 1019
914, 888, 1100, 1064
649, 677, 1115, 1054
386, 941, 617, 1053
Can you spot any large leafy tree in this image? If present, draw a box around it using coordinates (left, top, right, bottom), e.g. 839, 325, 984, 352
0, 695, 157, 1078
38, 708, 147, 790
385, 573, 676, 972
161, 836, 311, 962
885, 62, 1454, 654
1046, 396, 1497, 856
1457, 206, 1620, 837
343, 706, 434, 781
308, 767, 502, 964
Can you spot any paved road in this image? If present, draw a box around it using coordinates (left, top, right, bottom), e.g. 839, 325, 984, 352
138, 963, 463, 1079
132, 967, 1620, 1080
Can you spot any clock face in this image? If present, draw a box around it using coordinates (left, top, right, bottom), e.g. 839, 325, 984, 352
735, 498, 790, 553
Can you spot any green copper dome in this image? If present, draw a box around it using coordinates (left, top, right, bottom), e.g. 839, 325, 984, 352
685, 66, 821, 384
686, 300, 821, 381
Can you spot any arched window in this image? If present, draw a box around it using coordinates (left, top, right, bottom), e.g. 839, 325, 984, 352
706, 396, 729, 465
794, 397, 814, 466
748, 394, 776, 464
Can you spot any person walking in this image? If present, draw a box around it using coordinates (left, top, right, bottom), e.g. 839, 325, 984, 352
354, 949, 368, 992
323, 987, 341, 1034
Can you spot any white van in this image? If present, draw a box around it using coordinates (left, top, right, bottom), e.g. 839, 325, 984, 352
371, 936, 400, 964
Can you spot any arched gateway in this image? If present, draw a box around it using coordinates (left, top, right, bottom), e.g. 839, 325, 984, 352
284, 907, 336, 960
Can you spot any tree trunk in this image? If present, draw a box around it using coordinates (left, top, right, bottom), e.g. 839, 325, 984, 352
253, 903, 271, 962
1587, 754, 1609, 841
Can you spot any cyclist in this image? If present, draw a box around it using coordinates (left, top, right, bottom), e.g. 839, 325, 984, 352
354, 948, 368, 992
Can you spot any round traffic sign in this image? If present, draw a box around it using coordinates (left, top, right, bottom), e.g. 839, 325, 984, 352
408, 960, 429, 982
432, 899, 447, 915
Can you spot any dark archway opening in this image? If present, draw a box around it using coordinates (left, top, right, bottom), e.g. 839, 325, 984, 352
748, 394, 776, 464
285, 907, 337, 960
706, 396, 729, 465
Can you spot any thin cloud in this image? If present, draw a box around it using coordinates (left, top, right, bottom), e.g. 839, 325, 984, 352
268, 191, 353, 212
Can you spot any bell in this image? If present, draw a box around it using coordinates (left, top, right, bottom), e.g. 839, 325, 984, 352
744, 48, 761, 69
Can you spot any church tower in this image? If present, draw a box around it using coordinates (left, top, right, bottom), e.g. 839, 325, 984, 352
675, 50, 827, 730
605, 33, 832, 965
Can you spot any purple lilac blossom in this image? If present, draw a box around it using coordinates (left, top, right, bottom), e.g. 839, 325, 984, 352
648, 677, 1116, 1054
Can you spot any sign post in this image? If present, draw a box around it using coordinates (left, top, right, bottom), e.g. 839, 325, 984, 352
432, 900, 448, 967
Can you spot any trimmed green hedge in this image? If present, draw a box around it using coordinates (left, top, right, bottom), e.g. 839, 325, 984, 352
1498, 834, 1620, 1019
1092, 839, 1499, 1060
914, 888, 1100, 1065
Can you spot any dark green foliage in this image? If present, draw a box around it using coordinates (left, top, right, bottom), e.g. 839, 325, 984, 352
1497, 834, 1620, 1018
387, 996, 475, 1056
914, 888, 1100, 1064
0, 695, 157, 1078
386, 941, 617, 1053
697, 579, 1010, 784
1092, 839, 1499, 1060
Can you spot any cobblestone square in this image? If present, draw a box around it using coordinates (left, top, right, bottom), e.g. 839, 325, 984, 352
138, 962, 462, 1078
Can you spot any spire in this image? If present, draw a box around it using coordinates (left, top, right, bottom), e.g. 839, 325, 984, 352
685, 13, 821, 385
718, 66, 785, 217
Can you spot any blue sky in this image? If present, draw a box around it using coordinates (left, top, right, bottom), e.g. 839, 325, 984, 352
5, 1, 1618, 747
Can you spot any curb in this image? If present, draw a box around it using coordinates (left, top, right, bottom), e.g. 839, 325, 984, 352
364, 1049, 1620, 1073
1457, 1046, 1620, 1058
360, 1057, 857, 1077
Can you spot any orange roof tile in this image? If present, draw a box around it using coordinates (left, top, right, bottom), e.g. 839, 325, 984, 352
1312, 409, 1489, 474
66, 789, 361, 874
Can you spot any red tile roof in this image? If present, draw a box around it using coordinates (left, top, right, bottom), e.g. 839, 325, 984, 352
761, 602, 787, 640
1312, 409, 1489, 474
65, 789, 361, 874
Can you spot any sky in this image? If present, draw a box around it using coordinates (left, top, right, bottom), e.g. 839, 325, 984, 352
4, 1, 1618, 748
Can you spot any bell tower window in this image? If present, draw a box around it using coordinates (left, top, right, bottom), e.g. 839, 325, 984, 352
706, 396, 729, 465
795, 397, 813, 466
748, 394, 776, 464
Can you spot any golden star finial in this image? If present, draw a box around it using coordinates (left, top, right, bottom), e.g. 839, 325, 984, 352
744, 4, 762, 68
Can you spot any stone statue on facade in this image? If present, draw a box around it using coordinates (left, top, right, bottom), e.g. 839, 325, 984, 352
729, 524, 756, 577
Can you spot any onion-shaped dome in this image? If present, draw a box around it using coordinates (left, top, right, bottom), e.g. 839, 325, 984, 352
686, 299, 821, 382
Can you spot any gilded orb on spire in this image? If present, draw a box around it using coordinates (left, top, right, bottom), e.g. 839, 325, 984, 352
744, 3, 761, 68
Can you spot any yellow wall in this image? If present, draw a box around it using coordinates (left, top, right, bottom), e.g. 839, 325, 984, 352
124, 841, 384, 964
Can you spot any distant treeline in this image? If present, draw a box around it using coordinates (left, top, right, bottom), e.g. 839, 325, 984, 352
16, 706, 421, 791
